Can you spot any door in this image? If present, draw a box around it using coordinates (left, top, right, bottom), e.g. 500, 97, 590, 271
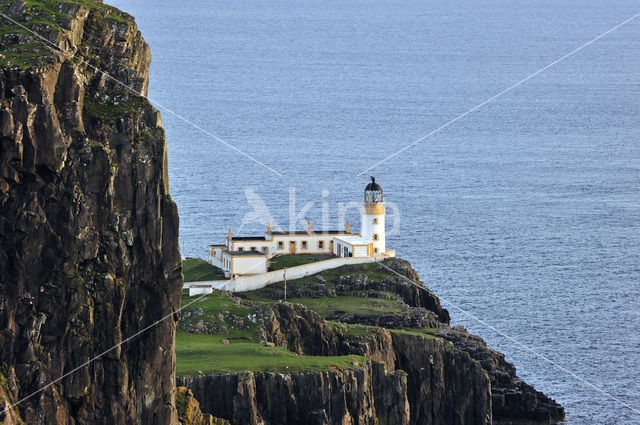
329, 240, 334, 254
289, 241, 296, 254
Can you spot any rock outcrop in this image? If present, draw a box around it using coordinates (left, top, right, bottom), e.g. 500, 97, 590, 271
179, 260, 565, 425
438, 328, 565, 425
0, 2, 566, 425
176, 386, 230, 425
178, 361, 412, 425
0, 1, 181, 424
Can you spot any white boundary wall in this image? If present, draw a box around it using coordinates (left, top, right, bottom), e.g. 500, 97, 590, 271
187, 256, 382, 295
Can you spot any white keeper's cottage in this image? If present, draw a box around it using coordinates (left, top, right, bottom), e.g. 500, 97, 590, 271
209, 177, 395, 278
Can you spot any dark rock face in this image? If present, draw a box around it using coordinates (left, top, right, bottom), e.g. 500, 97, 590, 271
390, 333, 491, 425
438, 328, 566, 425
260, 303, 341, 355
176, 386, 230, 425
183, 260, 564, 425
177, 362, 411, 425
177, 333, 490, 425
0, 2, 181, 424
186, 300, 491, 425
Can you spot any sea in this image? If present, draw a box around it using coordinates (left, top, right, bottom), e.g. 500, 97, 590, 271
107, 1, 640, 423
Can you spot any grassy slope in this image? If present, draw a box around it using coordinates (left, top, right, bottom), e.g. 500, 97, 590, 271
176, 260, 438, 376
182, 258, 225, 282
247, 261, 403, 299
268, 253, 333, 271
176, 332, 365, 375
245, 261, 408, 317
288, 295, 404, 316
176, 283, 366, 375
0, 0, 128, 68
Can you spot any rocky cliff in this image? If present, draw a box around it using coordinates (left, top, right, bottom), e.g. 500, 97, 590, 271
176, 260, 565, 425
0, 2, 566, 425
0, 1, 181, 424
179, 362, 412, 425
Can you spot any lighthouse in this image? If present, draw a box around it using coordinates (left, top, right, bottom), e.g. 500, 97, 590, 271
361, 176, 385, 256
205, 177, 395, 284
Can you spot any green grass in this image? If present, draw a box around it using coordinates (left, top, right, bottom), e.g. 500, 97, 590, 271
0, 0, 131, 68
175, 331, 366, 375
181, 292, 251, 318
246, 260, 407, 301
268, 253, 333, 271
0, 46, 49, 68
182, 258, 225, 282
174, 259, 437, 376
328, 321, 379, 337
241, 266, 348, 302
329, 322, 442, 341
179, 291, 261, 339
390, 328, 442, 340
177, 292, 367, 375
83, 93, 150, 122
288, 295, 404, 317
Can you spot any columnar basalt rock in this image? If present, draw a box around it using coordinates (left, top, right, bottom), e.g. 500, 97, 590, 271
0, 1, 181, 424
177, 362, 412, 425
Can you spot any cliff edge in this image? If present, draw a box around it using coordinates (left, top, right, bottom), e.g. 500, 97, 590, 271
176, 259, 565, 425
0, 1, 181, 424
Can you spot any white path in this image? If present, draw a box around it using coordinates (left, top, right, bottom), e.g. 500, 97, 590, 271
185, 256, 385, 295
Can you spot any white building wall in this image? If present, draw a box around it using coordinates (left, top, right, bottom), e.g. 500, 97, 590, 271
333, 241, 352, 257
226, 235, 342, 258
232, 256, 267, 275
270, 235, 336, 255
332, 238, 369, 258
352, 245, 369, 257
361, 210, 386, 255
231, 240, 275, 256
188, 286, 214, 296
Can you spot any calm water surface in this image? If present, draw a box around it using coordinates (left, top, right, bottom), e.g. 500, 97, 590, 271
108, 1, 640, 423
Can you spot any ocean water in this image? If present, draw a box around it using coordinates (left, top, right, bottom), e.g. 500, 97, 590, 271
107, 1, 640, 423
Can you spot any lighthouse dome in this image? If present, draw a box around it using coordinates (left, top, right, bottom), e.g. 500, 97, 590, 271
364, 177, 383, 204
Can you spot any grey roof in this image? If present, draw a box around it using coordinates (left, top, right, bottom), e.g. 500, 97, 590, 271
365, 176, 382, 192
232, 236, 267, 241
271, 230, 349, 235
225, 249, 266, 256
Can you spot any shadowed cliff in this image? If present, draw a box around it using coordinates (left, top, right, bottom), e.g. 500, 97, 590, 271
0, 1, 182, 423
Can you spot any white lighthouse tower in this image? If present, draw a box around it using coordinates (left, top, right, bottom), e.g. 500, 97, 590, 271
361, 176, 385, 256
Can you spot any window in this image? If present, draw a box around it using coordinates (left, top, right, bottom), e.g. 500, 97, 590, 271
262, 247, 268, 254
278, 241, 284, 249
373, 233, 379, 241
318, 240, 324, 249
372, 218, 378, 225
238, 247, 244, 252
302, 241, 308, 249
250, 246, 257, 251
374, 248, 379, 254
